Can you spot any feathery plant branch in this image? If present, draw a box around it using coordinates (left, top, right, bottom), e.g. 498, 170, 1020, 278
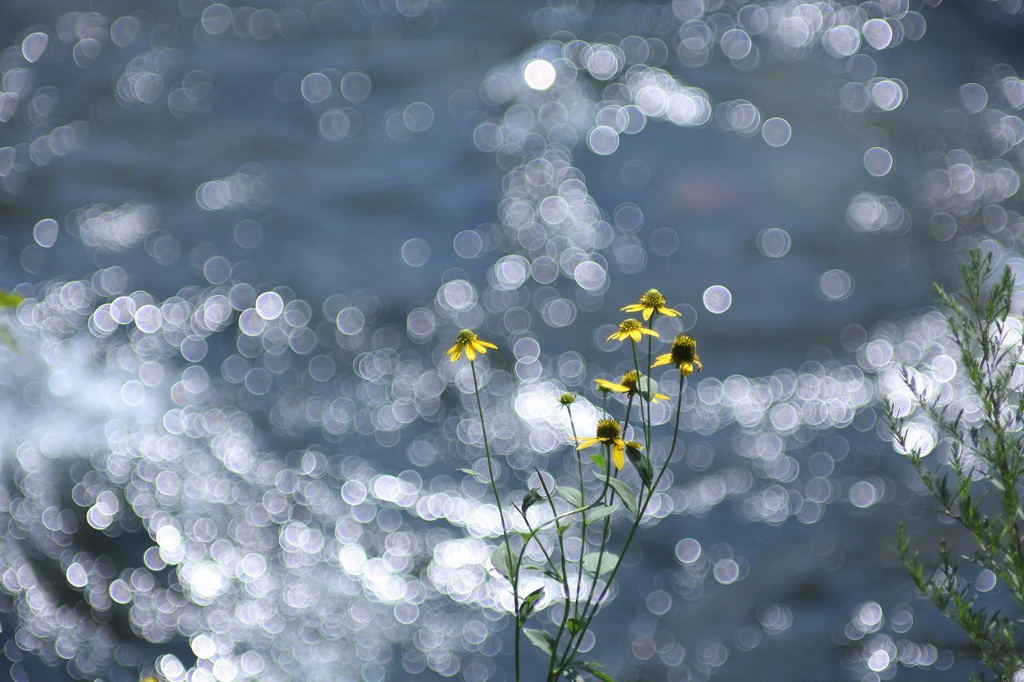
886, 249, 1024, 681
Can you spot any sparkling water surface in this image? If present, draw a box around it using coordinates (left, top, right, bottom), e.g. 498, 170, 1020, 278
1, 1, 1024, 680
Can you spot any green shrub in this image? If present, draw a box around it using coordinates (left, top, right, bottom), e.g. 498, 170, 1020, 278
887, 249, 1024, 681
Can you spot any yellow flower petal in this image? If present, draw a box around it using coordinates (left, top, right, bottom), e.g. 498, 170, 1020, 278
612, 440, 625, 470
651, 353, 672, 368
595, 378, 629, 392
660, 307, 681, 317
448, 330, 497, 363
576, 437, 603, 451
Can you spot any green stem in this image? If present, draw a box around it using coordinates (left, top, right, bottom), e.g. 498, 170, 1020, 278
470, 359, 519, 682
565, 404, 587, 621
554, 444, 615, 675
630, 341, 650, 451
535, 472, 572, 682
558, 373, 687, 671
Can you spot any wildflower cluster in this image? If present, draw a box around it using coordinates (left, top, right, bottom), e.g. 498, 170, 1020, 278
446, 289, 703, 681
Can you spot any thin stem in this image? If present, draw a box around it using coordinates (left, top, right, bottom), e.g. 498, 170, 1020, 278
630, 341, 650, 451
565, 404, 587, 621
535, 472, 573, 682
556, 441, 615, 675
645, 315, 655, 447
470, 359, 519, 682
559, 372, 687, 670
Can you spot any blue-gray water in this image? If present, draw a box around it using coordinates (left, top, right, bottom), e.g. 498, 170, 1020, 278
1, 1, 1023, 680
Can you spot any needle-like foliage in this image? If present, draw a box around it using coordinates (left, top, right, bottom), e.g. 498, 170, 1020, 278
887, 250, 1024, 681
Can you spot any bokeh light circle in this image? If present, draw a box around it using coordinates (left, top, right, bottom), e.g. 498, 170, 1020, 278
757, 228, 791, 257
523, 59, 557, 90
401, 238, 430, 267
761, 117, 792, 147
703, 285, 732, 314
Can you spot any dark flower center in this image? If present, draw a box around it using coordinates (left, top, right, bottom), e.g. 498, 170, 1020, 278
595, 418, 621, 440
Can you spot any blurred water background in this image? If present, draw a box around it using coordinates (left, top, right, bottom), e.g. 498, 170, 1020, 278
2, 0, 1024, 680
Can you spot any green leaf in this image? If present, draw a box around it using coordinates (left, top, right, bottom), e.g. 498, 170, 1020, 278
523, 586, 544, 605
566, 617, 585, 635
457, 468, 490, 486
516, 530, 535, 543
0, 291, 23, 308
581, 551, 619, 577
637, 375, 660, 403
518, 587, 544, 622
524, 564, 563, 582
557, 523, 571, 536
523, 628, 555, 655
556, 486, 583, 508
522, 489, 544, 513
576, 661, 616, 682
605, 476, 637, 516
590, 453, 606, 469
0, 325, 16, 350
490, 544, 516, 581
626, 445, 653, 490
584, 504, 619, 525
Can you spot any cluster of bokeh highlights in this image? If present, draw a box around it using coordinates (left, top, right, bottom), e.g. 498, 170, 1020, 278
2, 0, 1024, 681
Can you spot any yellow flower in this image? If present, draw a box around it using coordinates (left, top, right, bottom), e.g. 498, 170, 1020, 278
447, 329, 497, 362
576, 417, 642, 470
594, 370, 669, 402
621, 289, 680, 320
652, 334, 702, 376
607, 318, 659, 343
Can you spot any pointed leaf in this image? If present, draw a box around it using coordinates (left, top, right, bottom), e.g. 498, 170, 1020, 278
566, 617, 585, 635
556, 486, 583, 508
557, 523, 571, 536
590, 453, 606, 469
626, 445, 653, 490
490, 544, 516, 581
523, 628, 555, 655
637, 376, 660, 403
0, 291, 23, 308
458, 468, 490, 486
581, 551, 619, 577
605, 476, 637, 516
584, 504, 619, 525
525, 564, 564, 582
519, 587, 544, 622
522, 489, 545, 513
577, 662, 616, 682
